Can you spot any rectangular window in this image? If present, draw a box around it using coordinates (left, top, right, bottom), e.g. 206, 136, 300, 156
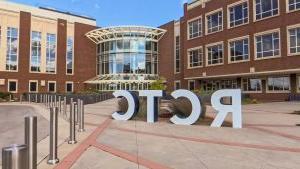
46, 33, 56, 73
267, 77, 290, 92
206, 10, 223, 34
66, 82, 73, 93
174, 81, 181, 90
288, 0, 300, 11
255, 0, 279, 20
188, 17, 202, 39
6, 27, 18, 71
8, 80, 17, 93
255, 31, 280, 59
229, 1, 248, 28
188, 47, 203, 68
67, 37, 74, 75
229, 37, 249, 62
48, 81, 56, 93
175, 36, 180, 73
207, 43, 223, 65
29, 81, 38, 93
203, 79, 238, 92
288, 27, 300, 55
30, 31, 42, 72
188, 80, 195, 91
242, 78, 262, 92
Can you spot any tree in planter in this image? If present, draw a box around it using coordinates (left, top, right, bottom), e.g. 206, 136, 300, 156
149, 77, 167, 90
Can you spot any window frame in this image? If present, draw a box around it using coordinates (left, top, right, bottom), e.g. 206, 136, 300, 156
254, 28, 281, 60
287, 23, 300, 56
206, 41, 224, 67
228, 35, 250, 64
174, 35, 181, 73
8, 79, 18, 93
45, 33, 57, 74
187, 46, 204, 69
286, 0, 300, 13
29, 31, 42, 73
266, 76, 291, 93
241, 78, 263, 93
66, 36, 74, 75
29, 80, 39, 93
205, 8, 224, 35
188, 80, 196, 91
6, 27, 19, 72
47, 81, 56, 93
174, 80, 181, 90
227, 0, 249, 29
66, 81, 74, 93
187, 16, 203, 40
253, 0, 280, 22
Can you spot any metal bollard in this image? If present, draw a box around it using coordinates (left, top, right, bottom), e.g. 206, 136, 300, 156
48, 107, 59, 165
28, 94, 31, 103
25, 116, 37, 169
78, 100, 85, 132
58, 96, 61, 114
50, 95, 53, 108
2, 144, 28, 169
40, 95, 42, 103
76, 99, 81, 124
68, 102, 77, 144
20, 95, 23, 104
54, 95, 57, 107
63, 97, 67, 118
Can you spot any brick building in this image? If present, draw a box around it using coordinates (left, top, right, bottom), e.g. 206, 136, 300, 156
1, 0, 300, 101
159, 0, 300, 101
0, 1, 96, 95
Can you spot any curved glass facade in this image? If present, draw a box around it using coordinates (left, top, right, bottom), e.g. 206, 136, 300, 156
86, 26, 166, 91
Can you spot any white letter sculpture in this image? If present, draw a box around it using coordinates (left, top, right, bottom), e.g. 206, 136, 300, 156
139, 90, 163, 123
170, 89, 202, 125
112, 91, 139, 121
210, 89, 242, 129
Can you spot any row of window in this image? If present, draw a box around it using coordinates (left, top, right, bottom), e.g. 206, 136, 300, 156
188, 0, 300, 39
6, 80, 73, 93
183, 76, 298, 93
0, 26, 74, 74
188, 26, 300, 68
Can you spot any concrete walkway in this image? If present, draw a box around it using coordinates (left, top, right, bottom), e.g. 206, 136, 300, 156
40, 100, 300, 169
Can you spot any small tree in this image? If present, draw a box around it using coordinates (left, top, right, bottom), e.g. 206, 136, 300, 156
149, 77, 167, 90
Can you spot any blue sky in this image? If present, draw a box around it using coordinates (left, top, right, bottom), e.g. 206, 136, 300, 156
10, 0, 188, 27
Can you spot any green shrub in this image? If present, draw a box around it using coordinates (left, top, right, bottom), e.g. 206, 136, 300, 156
149, 77, 167, 90
0, 92, 12, 100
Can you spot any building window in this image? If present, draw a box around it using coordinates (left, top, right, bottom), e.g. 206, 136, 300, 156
175, 36, 180, 73
66, 82, 73, 93
46, 33, 56, 73
255, 0, 279, 20
229, 1, 248, 28
229, 37, 249, 62
207, 43, 223, 66
174, 81, 181, 90
188, 80, 195, 91
206, 10, 223, 34
8, 80, 17, 93
288, 0, 300, 12
67, 37, 74, 75
242, 78, 262, 92
48, 81, 56, 93
6, 27, 18, 71
188, 17, 202, 39
288, 27, 300, 55
29, 81, 38, 93
255, 31, 280, 59
188, 47, 203, 68
30, 31, 42, 72
267, 77, 290, 92
203, 79, 238, 92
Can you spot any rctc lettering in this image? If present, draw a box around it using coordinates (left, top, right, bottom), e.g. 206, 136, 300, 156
112, 89, 242, 129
